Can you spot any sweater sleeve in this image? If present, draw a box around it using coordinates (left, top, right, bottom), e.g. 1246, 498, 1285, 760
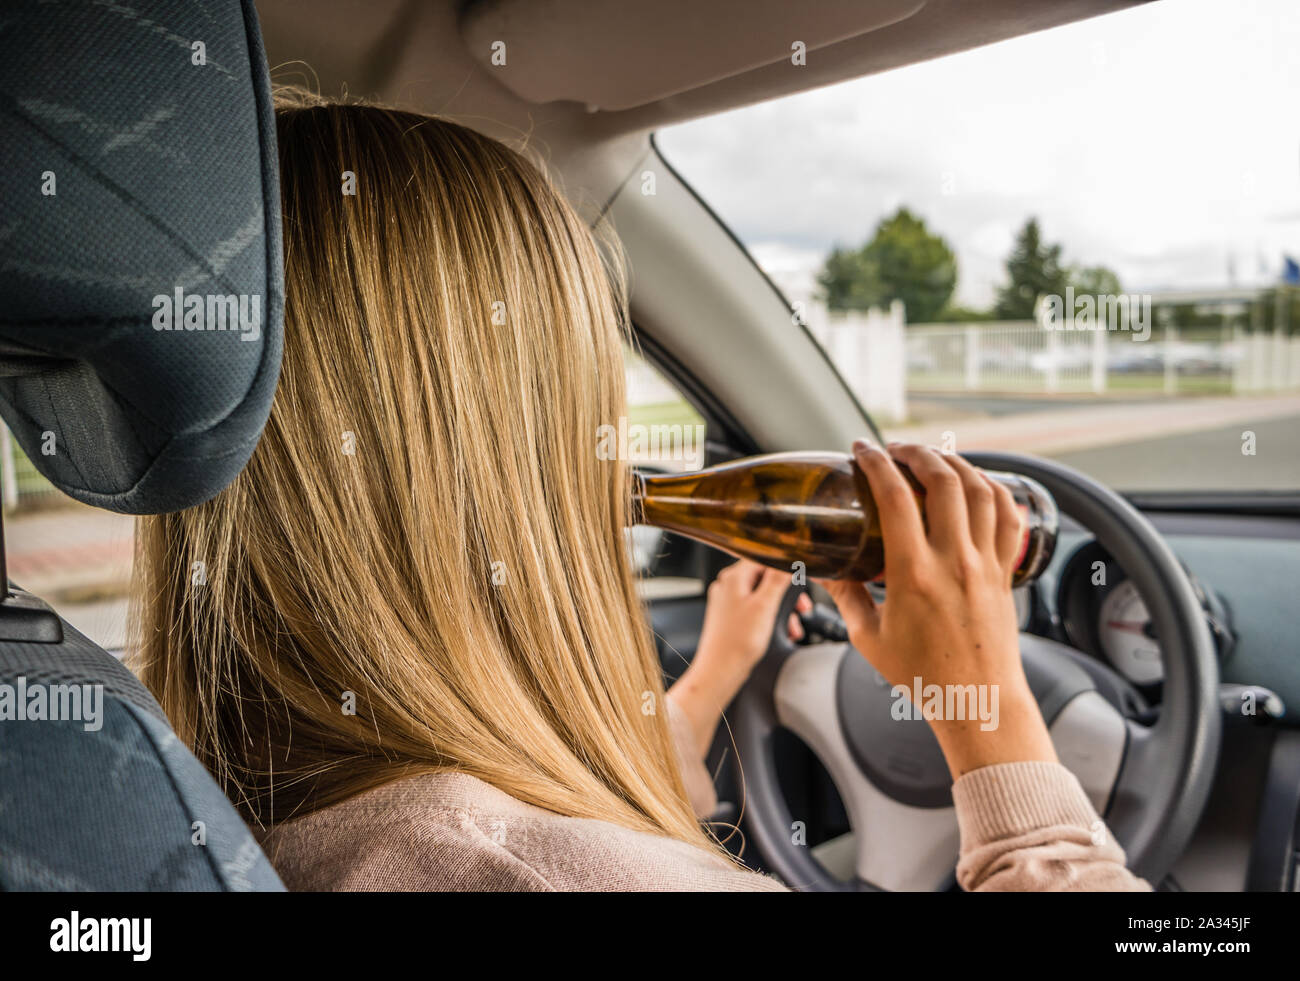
665, 692, 719, 819
952, 760, 1151, 892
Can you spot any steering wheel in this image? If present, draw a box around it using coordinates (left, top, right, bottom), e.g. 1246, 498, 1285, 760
731, 452, 1221, 891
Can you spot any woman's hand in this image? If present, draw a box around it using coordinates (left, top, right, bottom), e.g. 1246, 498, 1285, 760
668, 559, 812, 759
819, 439, 1058, 780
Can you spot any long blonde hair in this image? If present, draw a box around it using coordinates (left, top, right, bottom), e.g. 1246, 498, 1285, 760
133, 93, 713, 851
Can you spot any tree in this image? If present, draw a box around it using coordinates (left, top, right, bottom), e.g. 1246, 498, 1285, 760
1068, 264, 1122, 301
816, 208, 957, 322
933, 303, 996, 323
817, 246, 884, 313
994, 218, 1068, 320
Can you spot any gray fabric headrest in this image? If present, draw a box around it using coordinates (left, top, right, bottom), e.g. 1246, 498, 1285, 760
0, 0, 283, 514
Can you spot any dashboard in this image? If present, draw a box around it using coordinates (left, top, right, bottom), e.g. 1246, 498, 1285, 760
1020, 509, 1300, 716
981, 506, 1300, 890
1028, 539, 1234, 689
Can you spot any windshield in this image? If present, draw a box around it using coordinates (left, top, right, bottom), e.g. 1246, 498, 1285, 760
656, 0, 1300, 493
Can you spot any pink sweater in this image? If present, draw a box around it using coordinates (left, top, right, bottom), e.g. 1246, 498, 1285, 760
259, 698, 1150, 891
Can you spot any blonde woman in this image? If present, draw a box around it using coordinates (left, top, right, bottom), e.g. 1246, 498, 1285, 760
135, 97, 1147, 892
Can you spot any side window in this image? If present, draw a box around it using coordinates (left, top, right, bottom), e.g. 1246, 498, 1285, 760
623, 347, 708, 597
1, 425, 133, 653
623, 346, 707, 472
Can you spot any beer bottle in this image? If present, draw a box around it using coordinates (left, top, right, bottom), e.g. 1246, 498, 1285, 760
632, 451, 1058, 587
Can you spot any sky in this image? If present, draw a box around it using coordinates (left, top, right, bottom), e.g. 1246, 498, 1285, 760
655, 0, 1300, 310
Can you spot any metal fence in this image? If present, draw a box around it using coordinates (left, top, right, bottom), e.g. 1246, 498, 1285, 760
905, 322, 1300, 396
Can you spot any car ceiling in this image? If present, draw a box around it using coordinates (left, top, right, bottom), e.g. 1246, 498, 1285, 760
255, 0, 1149, 218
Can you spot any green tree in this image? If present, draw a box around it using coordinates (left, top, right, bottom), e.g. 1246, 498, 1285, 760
1069, 264, 1122, 301
933, 303, 996, 323
994, 218, 1068, 320
816, 208, 957, 322
817, 245, 883, 313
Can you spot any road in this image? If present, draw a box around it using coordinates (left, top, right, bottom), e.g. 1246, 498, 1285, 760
889, 393, 1300, 492
1049, 412, 1300, 492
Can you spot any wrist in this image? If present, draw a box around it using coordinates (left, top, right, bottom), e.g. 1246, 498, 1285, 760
668, 659, 740, 757
929, 680, 1057, 779
684, 640, 753, 708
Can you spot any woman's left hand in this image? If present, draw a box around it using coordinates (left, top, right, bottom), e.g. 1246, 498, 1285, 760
667, 559, 811, 759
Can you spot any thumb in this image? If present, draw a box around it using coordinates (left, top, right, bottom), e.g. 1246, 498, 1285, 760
819, 579, 880, 638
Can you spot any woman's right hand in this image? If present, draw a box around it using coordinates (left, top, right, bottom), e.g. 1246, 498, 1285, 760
818, 439, 1058, 780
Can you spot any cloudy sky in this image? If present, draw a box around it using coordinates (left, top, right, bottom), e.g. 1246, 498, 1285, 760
656, 0, 1300, 310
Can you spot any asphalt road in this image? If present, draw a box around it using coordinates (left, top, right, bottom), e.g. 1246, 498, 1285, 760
1047, 412, 1300, 492
900, 393, 1300, 492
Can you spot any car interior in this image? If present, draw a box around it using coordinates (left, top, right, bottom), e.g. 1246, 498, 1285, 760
1, 0, 1297, 897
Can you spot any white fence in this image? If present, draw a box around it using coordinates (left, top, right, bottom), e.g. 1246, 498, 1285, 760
904, 322, 1300, 396
806, 299, 907, 421
1234, 329, 1300, 392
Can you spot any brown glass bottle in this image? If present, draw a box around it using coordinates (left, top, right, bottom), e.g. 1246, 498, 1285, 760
633, 451, 1058, 587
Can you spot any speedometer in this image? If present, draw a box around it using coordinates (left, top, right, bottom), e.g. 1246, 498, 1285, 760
1096, 579, 1162, 685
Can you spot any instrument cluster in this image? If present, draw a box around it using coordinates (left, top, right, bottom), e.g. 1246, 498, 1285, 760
1052, 540, 1234, 687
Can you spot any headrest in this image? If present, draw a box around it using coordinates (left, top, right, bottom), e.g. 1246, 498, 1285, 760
0, 0, 283, 514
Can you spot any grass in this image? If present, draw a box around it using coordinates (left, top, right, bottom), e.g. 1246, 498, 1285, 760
627, 399, 706, 431
1103, 373, 1232, 395
906, 371, 1234, 396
